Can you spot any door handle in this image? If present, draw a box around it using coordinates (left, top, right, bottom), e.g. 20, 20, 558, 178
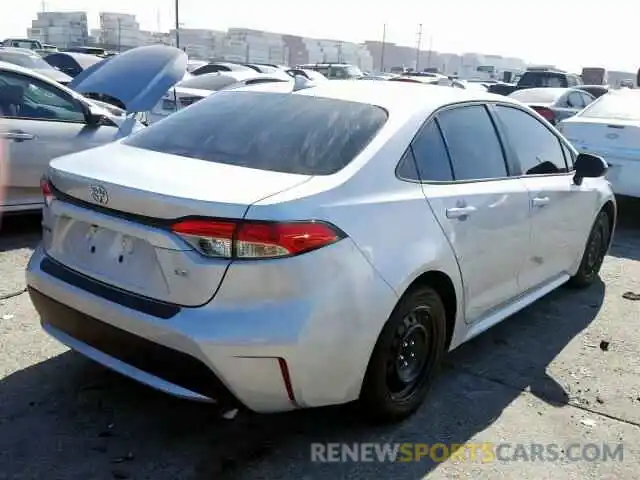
446, 206, 477, 219
2, 131, 35, 142
531, 196, 550, 207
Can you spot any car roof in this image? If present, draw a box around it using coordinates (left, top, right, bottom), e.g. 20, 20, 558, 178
0, 59, 75, 85
0, 47, 37, 56
231, 79, 516, 116
49, 51, 99, 60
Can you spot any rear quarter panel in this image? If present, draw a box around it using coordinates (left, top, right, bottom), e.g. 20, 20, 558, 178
246, 130, 466, 354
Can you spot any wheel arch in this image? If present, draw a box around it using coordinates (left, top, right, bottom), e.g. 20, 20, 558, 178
601, 199, 616, 248
403, 270, 459, 351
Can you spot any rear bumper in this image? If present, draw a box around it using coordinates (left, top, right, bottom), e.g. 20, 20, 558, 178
26, 242, 397, 412
29, 287, 236, 404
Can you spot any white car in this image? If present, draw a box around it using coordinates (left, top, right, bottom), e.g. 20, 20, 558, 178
558, 89, 640, 197
147, 70, 293, 125
27, 81, 614, 422
1, 45, 188, 213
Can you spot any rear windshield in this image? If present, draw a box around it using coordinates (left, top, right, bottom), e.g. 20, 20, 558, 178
178, 74, 241, 91
123, 91, 388, 175
580, 92, 640, 121
519, 72, 566, 88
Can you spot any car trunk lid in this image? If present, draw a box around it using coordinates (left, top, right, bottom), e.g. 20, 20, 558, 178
43, 143, 312, 307
69, 45, 187, 113
560, 118, 640, 161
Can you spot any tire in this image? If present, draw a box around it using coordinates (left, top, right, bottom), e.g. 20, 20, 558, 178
359, 286, 447, 423
567, 210, 611, 289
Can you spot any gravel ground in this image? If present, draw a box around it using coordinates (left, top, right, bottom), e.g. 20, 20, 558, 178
0, 199, 639, 480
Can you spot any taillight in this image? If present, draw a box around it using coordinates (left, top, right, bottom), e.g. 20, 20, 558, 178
533, 107, 556, 124
171, 219, 345, 259
40, 177, 54, 207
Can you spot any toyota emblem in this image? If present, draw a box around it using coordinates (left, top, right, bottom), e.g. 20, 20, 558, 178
89, 184, 109, 205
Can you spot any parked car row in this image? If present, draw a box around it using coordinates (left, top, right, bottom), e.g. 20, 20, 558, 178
2, 44, 638, 217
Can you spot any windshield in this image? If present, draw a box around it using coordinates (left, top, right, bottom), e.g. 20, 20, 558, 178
123, 91, 388, 175
0, 51, 52, 69
178, 73, 242, 91
579, 92, 640, 121
509, 89, 564, 103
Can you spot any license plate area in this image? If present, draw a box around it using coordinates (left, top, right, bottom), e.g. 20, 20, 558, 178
58, 218, 167, 293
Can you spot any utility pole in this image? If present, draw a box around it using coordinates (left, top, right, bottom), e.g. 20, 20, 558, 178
415, 23, 423, 72
117, 18, 122, 52
380, 23, 386, 72
174, 0, 180, 48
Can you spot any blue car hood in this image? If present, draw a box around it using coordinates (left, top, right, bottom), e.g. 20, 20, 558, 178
69, 45, 187, 113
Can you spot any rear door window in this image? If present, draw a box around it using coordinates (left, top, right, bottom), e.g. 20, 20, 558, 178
436, 105, 508, 181
123, 91, 388, 175
399, 120, 453, 182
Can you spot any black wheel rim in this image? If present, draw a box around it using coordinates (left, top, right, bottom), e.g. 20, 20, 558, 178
585, 222, 605, 274
386, 306, 438, 401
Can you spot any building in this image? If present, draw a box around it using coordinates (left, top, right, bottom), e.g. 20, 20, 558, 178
168, 28, 226, 60
282, 34, 309, 66
225, 28, 287, 65
28, 11, 89, 48
24, 10, 530, 76
302, 38, 373, 70
98, 12, 142, 50
364, 40, 433, 72
140, 30, 172, 47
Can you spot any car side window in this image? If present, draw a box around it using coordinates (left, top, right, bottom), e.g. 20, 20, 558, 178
436, 105, 508, 181
407, 120, 453, 181
567, 92, 584, 108
0, 71, 85, 122
396, 149, 420, 180
493, 105, 568, 175
580, 92, 594, 107
47, 55, 74, 72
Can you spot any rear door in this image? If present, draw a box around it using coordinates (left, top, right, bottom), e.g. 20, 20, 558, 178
417, 104, 531, 324
491, 104, 598, 290
0, 69, 118, 209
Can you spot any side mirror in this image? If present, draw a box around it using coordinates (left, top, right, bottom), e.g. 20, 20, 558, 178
573, 152, 608, 186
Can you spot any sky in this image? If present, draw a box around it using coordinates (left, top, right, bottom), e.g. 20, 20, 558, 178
1, 0, 637, 73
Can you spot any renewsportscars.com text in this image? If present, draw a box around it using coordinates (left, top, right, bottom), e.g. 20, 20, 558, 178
310, 442, 624, 463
